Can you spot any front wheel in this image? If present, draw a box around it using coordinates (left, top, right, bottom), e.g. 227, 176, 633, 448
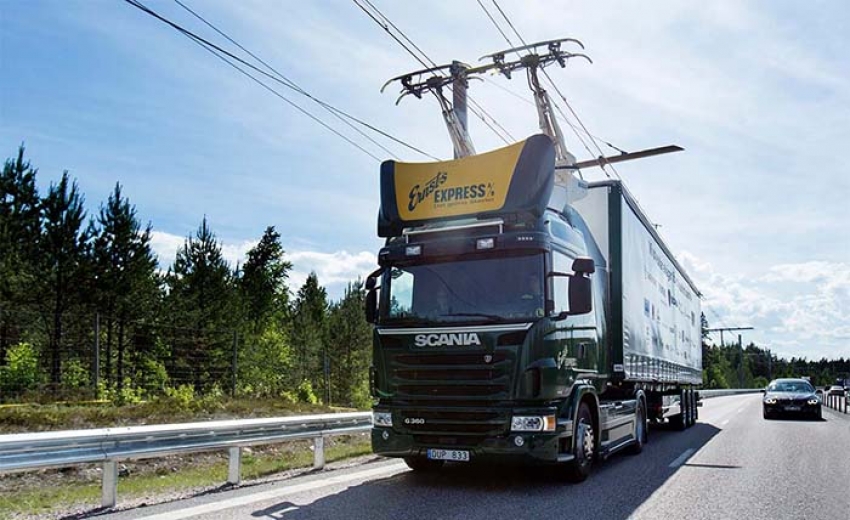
404, 456, 444, 472
626, 400, 647, 455
563, 402, 595, 483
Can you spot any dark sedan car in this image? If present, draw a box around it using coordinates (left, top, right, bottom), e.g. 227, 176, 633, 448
763, 378, 822, 420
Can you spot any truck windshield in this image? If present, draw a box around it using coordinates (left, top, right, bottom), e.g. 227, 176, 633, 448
381, 254, 545, 325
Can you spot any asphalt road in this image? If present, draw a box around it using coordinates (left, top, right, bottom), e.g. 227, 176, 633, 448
102, 395, 850, 520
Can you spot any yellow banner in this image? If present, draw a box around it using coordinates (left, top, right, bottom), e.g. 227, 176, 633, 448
394, 140, 526, 221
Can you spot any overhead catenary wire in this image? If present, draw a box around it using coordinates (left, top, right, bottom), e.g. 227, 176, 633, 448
353, 0, 515, 145
485, 0, 622, 178
482, 76, 627, 156
477, 1, 603, 173
354, 0, 514, 143
355, 0, 514, 143
169, 0, 419, 161
124, 0, 437, 161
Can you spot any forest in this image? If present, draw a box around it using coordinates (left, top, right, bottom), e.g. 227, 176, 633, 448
0, 146, 371, 407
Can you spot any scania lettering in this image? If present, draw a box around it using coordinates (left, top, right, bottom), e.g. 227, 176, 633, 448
414, 333, 482, 347
365, 39, 701, 481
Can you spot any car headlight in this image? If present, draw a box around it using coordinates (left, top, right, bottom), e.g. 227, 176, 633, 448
764, 398, 777, 405
372, 411, 393, 427
808, 399, 820, 405
511, 415, 557, 432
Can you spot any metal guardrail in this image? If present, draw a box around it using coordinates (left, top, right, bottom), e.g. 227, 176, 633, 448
822, 391, 849, 414
0, 412, 372, 508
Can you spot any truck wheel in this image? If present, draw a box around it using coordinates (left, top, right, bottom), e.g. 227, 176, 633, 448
563, 402, 595, 482
626, 400, 647, 455
404, 456, 444, 472
693, 391, 700, 422
672, 391, 687, 430
685, 390, 695, 427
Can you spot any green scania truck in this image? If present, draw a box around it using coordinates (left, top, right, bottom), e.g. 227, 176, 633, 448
364, 40, 702, 481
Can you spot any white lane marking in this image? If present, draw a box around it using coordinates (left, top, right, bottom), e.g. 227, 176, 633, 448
721, 419, 730, 426
135, 462, 408, 520
736, 407, 745, 414
669, 448, 695, 468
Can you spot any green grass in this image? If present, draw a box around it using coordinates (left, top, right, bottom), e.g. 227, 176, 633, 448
0, 436, 372, 518
0, 397, 340, 434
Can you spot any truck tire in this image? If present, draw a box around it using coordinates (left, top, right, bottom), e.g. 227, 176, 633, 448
693, 391, 700, 423
404, 456, 445, 472
626, 399, 647, 455
685, 390, 695, 427
672, 390, 687, 430
563, 402, 595, 482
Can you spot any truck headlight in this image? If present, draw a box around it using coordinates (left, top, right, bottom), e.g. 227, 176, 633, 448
511, 415, 556, 432
373, 411, 393, 427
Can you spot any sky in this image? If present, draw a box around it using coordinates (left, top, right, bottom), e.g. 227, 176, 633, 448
1, 1, 848, 361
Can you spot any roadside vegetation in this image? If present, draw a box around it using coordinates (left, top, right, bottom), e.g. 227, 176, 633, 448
1, 145, 372, 411
0, 433, 372, 519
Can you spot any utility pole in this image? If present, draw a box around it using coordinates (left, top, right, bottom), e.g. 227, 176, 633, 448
706, 326, 753, 388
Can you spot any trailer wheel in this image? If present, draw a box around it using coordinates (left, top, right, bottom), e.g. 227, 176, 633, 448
563, 402, 595, 483
404, 456, 444, 472
685, 390, 694, 427
690, 390, 699, 425
672, 390, 687, 430
626, 399, 647, 455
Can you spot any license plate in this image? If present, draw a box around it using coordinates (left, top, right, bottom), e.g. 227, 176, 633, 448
785, 405, 801, 412
427, 449, 470, 462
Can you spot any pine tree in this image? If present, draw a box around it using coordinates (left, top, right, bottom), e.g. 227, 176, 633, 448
327, 280, 372, 407
37, 172, 91, 386
291, 272, 328, 401
0, 146, 41, 361
165, 217, 237, 390
91, 183, 159, 389
240, 226, 292, 331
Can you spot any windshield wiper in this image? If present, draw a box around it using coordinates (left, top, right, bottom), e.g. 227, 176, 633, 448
438, 312, 506, 322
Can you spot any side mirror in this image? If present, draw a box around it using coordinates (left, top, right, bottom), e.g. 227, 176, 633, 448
364, 268, 383, 324
760, 388, 766, 394
365, 288, 378, 324
567, 273, 592, 315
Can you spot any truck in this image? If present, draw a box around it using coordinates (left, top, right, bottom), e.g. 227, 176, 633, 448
364, 39, 702, 481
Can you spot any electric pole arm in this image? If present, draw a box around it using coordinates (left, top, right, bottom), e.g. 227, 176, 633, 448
473, 38, 591, 167
381, 61, 476, 158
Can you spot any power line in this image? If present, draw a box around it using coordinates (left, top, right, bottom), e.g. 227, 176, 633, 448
476, 0, 516, 51
124, 0, 437, 161
171, 0, 443, 161
171, 0, 406, 160
482, 77, 626, 156
353, 0, 514, 145
486, 0, 621, 178
187, 22, 382, 161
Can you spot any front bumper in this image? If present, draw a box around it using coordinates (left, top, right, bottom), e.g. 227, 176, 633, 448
371, 425, 571, 464
763, 402, 820, 415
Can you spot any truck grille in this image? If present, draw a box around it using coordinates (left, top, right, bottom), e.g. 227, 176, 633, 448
380, 329, 526, 440
399, 408, 508, 437
389, 350, 515, 402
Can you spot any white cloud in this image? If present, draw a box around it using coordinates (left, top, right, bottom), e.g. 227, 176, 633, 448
288, 250, 378, 299
148, 230, 376, 301
680, 252, 850, 360
149, 231, 185, 266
